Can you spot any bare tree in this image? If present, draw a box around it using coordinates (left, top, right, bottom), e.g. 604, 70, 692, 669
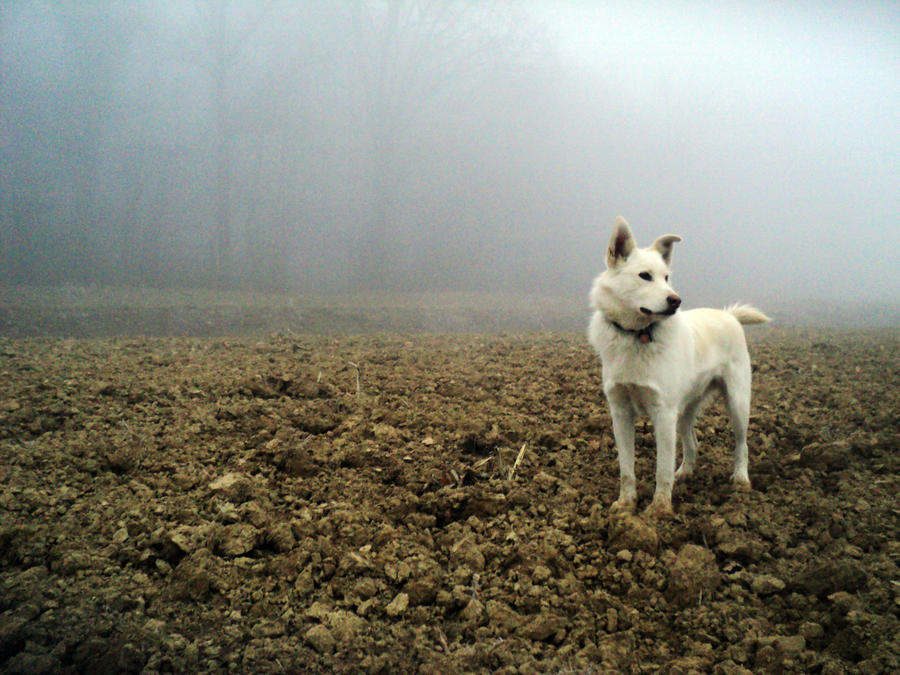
344, 0, 541, 288
188, 0, 270, 288
50, 2, 137, 282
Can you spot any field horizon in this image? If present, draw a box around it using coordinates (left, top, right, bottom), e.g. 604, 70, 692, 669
1, 285, 897, 338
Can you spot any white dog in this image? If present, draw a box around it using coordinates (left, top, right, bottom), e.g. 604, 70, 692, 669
587, 217, 770, 516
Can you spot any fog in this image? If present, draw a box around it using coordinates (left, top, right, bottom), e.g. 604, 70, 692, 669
1, 1, 898, 311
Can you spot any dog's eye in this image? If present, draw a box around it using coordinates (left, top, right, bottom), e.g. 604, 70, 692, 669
665, 274, 669, 282
639, 272, 652, 281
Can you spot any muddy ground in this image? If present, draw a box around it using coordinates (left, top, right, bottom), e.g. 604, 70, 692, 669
1, 324, 899, 673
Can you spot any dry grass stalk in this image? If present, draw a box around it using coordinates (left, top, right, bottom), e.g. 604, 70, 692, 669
347, 362, 361, 399
507, 443, 527, 481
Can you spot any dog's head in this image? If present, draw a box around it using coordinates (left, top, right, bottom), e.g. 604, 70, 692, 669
590, 217, 682, 329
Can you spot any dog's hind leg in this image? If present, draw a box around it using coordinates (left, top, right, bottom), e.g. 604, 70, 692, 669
723, 367, 752, 489
675, 402, 701, 481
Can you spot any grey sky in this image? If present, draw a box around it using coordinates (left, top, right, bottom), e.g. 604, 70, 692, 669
0, 1, 897, 311
534, 0, 899, 304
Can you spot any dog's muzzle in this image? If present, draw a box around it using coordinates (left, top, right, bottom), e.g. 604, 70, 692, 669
642, 295, 682, 316
663, 295, 682, 314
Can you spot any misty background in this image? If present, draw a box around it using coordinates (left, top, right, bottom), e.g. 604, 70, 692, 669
1, 1, 898, 318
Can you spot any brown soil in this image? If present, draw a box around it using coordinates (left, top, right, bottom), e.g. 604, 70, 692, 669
1, 328, 898, 673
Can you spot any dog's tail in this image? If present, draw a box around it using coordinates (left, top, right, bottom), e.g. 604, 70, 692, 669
725, 304, 772, 325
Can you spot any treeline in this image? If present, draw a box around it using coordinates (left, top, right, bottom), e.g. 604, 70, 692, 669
1, 1, 589, 292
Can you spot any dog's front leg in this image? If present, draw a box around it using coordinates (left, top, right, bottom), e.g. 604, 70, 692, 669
647, 409, 678, 517
607, 390, 637, 512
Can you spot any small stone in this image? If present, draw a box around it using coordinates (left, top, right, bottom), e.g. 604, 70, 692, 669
449, 537, 485, 571
165, 529, 194, 555
827, 590, 858, 613
241, 501, 269, 528
208, 472, 253, 503
325, 610, 367, 642
294, 568, 315, 595
605, 607, 618, 633
385, 592, 409, 617
755, 644, 778, 669
216, 523, 259, 557
775, 635, 805, 655
144, 619, 167, 634
250, 620, 285, 638
716, 536, 766, 562
385, 560, 411, 583
170, 549, 214, 601
404, 576, 439, 605
352, 577, 379, 599
486, 600, 521, 632
533, 471, 558, 490
799, 621, 824, 640
459, 598, 485, 624
265, 522, 295, 552
532, 564, 552, 582
751, 574, 785, 595
372, 423, 398, 440
558, 485, 580, 504
520, 612, 566, 642
55, 551, 92, 575
304, 624, 335, 654
305, 601, 331, 620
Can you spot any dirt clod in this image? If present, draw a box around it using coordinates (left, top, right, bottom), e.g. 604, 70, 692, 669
608, 512, 659, 554
666, 543, 721, 607
796, 559, 868, 597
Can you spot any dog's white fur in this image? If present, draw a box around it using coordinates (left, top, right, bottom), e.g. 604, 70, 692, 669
587, 217, 770, 516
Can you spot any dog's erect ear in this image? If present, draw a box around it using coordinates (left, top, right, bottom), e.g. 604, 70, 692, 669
606, 217, 636, 268
651, 234, 682, 266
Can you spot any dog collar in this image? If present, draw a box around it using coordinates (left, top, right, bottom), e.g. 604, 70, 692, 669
610, 320, 655, 343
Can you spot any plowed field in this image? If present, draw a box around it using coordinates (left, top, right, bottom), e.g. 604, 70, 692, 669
1, 327, 898, 673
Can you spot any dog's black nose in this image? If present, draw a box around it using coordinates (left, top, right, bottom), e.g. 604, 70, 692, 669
667, 295, 682, 309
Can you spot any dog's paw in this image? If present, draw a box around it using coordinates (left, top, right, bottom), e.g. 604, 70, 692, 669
644, 494, 674, 519
674, 464, 694, 482
610, 497, 636, 515
731, 475, 752, 492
